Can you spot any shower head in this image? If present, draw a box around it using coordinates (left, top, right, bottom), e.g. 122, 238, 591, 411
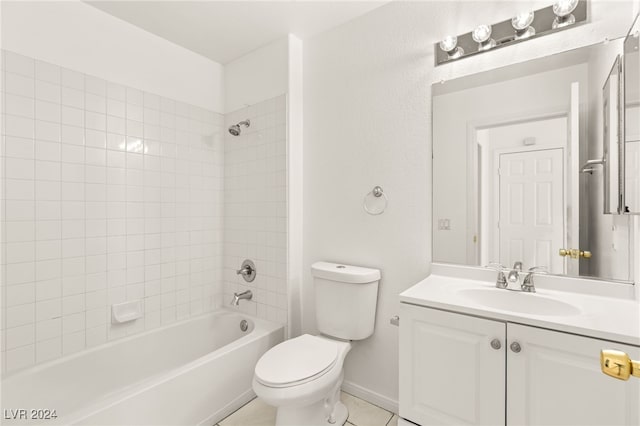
228, 119, 250, 136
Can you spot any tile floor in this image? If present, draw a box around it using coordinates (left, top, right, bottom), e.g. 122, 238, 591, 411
218, 391, 398, 426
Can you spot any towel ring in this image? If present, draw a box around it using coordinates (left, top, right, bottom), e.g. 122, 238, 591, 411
363, 186, 388, 215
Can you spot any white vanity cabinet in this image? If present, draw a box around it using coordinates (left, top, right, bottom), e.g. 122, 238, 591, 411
399, 303, 640, 426
399, 303, 506, 425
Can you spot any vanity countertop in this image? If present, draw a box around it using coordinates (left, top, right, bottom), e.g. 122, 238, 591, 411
400, 271, 640, 347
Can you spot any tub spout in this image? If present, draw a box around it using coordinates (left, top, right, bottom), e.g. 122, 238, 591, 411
231, 290, 252, 306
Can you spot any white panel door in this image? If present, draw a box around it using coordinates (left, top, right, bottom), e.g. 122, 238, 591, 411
507, 324, 640, 426
399, 304, 505, 426
499, 149, 564, 273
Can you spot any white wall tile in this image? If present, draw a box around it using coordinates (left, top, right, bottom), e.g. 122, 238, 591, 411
35, 80, 60, 103
85, 130, 106, 148
107, 83, 126, 101
36, 201, 61, 221
5, 72, 35, 98
85, 76, 106, 97
61, 68, 84, 90
36, 220, 62, 241
5, 114, 34, 139
6, 284, 36, 308
5, 94, 35, 118
2, 50, 226, 371
36, 337, 61, 363
61, 87, 84, 109
35, 140, 61, 162
35, 100, 60, 123
86, 112, 106, 131
35, 161, 61, 181
5, 136, 35, 159
35, 279, 61, 302
6, 344, 35, 372
61, 125, 84, 145
35, 120, 60, 142
35, 60, 60, 84
61, 106, 83, 127
5, 179, 35, 200
7, 303, 35, 328
36, 299, 61, 322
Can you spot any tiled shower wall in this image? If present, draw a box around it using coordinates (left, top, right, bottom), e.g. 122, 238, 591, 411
223, 96, 288, 325
0, 50, 225, 374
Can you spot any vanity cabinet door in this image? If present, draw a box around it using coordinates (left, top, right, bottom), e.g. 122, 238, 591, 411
507, 324, 640, 425
399, 304, 506, 426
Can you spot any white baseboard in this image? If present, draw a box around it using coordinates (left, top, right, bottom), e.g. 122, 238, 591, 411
341, 380, 399, 415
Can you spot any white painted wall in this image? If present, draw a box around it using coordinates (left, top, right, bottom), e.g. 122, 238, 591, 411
303, 0, 636, 409
224, 38, 289, 114
287, 35, 304, 338
0, 0, 224, 113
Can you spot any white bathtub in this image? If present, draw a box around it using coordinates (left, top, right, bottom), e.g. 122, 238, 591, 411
1, 309, 284, 425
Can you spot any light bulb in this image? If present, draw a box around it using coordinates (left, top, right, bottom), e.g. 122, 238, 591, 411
512, 11, 534, 31
472, 25, 492, 43
512, 11, 536, 39
553, 0, 579, 17
552, 0, 579, 28
439, 35, 457, 53
439, 35, 464, 60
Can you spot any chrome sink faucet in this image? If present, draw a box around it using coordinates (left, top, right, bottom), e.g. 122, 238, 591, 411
231, 289, 253, 306
487, 262, 545, 293
507, 261, 523, 284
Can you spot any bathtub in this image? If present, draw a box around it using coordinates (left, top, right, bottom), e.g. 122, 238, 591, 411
1, 309, 284, 425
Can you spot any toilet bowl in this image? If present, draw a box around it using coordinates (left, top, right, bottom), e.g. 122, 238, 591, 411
252, 262, 381, 426
253, 334, 351, 426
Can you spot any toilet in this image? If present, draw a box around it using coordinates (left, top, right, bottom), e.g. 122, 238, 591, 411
252, 261, 380, 426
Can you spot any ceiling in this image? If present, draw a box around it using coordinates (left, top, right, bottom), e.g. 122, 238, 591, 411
86, 1, 391, 64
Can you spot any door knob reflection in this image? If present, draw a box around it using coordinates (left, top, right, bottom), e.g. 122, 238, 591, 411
558, 248, 592, 259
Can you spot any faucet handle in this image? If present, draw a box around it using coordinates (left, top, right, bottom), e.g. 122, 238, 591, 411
527, 266, 548, 274
485, 263, 508, 289
485, 262, 505, 271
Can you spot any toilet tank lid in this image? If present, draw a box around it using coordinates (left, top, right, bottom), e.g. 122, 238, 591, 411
311, 262, 380, 284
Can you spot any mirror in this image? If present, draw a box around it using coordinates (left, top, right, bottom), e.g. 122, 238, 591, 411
624, 14, 640, 213
432, 39, 634, 283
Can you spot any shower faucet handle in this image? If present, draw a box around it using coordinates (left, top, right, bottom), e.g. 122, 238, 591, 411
236, 259, 256, 283
236, 266, 252, 275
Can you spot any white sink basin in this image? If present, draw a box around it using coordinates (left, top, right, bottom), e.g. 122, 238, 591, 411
457, 288, 582, 316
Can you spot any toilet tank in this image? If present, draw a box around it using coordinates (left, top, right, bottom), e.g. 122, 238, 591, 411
311, 262, 380, 340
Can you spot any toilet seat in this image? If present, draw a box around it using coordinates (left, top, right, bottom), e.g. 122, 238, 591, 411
254, 334, 338, 388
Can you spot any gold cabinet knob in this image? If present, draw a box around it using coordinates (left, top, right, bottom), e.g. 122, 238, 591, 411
601, 349, 640, 381
559, 248, 570, 257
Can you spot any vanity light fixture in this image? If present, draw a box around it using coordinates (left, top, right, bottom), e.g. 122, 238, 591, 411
472, 24, 496, 51
552, 0, 580, 29
439, 35, 464, 59
434, 0, 587, 66
512, 11, 536, 39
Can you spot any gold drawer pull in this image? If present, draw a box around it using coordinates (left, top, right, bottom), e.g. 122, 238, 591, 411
558, 248, 592, 259
601, 350, 640, 380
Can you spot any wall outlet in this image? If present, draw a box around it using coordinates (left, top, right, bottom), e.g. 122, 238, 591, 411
438, 219, 451, 230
